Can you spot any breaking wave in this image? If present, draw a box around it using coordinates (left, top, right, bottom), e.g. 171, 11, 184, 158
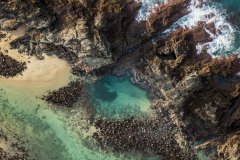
136, 0, 167, 21
165, 0, 239, 57
137, 0, 240, 57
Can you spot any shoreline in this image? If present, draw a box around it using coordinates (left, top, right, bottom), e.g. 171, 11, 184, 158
0, 26, 72, 96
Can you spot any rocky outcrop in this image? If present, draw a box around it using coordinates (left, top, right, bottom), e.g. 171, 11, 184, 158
0, 0, 196, 75
217, 133, 240, 159
195, 130, 240, 159
0, 52, 26, 78
93, 110, 194, 160
43, 81, 83, 107
115, 13, 240, 159
0, 0, 240, 159
0, 0, 140, 74
146, 0, 191, 34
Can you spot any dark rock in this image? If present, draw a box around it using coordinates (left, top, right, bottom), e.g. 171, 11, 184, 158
0, 52, 26, 78
43, 81, 83, 107
93, 111, 194, 160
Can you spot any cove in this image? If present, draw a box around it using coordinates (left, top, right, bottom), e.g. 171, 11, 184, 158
0, 73, 156, 160
88, 75, 152, 119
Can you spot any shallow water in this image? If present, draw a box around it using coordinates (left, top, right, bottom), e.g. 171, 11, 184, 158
0, 21, 156, 160
0, 72, 153, 159
0, 91, 71, 159
0, 86, 156, 160
88, 75, 152, 119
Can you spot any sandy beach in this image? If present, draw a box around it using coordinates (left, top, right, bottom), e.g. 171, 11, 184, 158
0, 26, 72, 96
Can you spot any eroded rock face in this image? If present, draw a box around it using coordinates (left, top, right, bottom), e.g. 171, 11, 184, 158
0, 0, 141, 74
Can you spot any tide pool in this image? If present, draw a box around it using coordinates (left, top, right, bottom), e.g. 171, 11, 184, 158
89, 75, 152, 119
0, 69, 155, 160
0, 88, 157, 160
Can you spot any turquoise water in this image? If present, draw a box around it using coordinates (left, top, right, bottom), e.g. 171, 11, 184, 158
89, 75, 152, 119
0, 90, 71, 160
0, 74, 153, 160
0, 90, 157, 160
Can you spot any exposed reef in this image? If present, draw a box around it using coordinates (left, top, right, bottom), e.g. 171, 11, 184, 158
93, 110, 194, 160
43, 81, 83, 107
0, 52, 26, 78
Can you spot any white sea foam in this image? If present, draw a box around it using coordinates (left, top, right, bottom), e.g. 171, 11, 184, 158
163, 0, 239, 57
136, 0, 167, 21
237, 72, 240, 77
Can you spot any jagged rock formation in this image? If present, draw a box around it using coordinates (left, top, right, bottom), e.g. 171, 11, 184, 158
0, 0, 240, 159
0, 0, 140, 73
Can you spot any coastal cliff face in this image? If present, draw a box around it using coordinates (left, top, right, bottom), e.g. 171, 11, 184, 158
0, 0, 240, 159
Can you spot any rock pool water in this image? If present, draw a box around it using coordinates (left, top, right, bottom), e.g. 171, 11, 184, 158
0, 87, 156, 160
0, 22, 156, 160
0, 71, 154, 159
88, 75, 152, 119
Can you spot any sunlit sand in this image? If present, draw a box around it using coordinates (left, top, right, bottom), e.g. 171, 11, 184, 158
0, 26, 71, 96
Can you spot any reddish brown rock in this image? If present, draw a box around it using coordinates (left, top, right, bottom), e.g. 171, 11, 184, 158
146, 0, 191, 34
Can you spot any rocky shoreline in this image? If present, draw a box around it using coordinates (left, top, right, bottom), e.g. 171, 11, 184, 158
0, 0, 240, 159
